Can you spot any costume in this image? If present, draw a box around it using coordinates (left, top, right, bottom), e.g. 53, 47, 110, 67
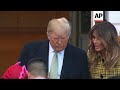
2, 62, 28, 79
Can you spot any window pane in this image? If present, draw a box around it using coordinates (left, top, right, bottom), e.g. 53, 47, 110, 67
113, 24, 120, 36
108, 11, 120, 23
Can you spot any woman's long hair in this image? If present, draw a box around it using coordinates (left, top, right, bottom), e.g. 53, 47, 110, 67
88, 21, 120, 70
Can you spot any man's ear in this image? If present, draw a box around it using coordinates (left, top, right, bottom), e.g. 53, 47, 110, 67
47, 32, 50, 40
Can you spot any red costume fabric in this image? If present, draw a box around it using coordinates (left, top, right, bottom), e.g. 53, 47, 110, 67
2, 62, 28, 79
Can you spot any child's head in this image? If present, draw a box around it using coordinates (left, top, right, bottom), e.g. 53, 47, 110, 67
27, 57, 48, 79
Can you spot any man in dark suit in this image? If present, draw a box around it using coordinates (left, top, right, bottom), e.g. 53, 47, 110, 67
17, 17, 90, 79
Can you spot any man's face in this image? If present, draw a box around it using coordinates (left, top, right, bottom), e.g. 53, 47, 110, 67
48, 32, 69, 52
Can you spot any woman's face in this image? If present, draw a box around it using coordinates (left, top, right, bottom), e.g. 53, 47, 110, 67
92, 31, 105, 52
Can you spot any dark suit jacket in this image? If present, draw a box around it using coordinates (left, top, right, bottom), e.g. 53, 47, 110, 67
18, 40, 90, 79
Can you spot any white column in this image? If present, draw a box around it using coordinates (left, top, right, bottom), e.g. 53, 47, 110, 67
106, 11, 120, 36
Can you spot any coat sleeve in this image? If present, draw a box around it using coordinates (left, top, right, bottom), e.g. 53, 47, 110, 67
17, 44, 30, 67
81, 50, 91, 79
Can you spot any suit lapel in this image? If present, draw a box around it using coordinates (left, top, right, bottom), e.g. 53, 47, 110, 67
40, 40, 49, 73
60, 44, 72, 79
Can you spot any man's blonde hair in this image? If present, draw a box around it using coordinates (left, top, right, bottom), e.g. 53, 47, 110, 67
47, 17, 71, 37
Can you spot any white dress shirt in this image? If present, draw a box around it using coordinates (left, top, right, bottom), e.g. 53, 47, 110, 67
48, 43, 64, 79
